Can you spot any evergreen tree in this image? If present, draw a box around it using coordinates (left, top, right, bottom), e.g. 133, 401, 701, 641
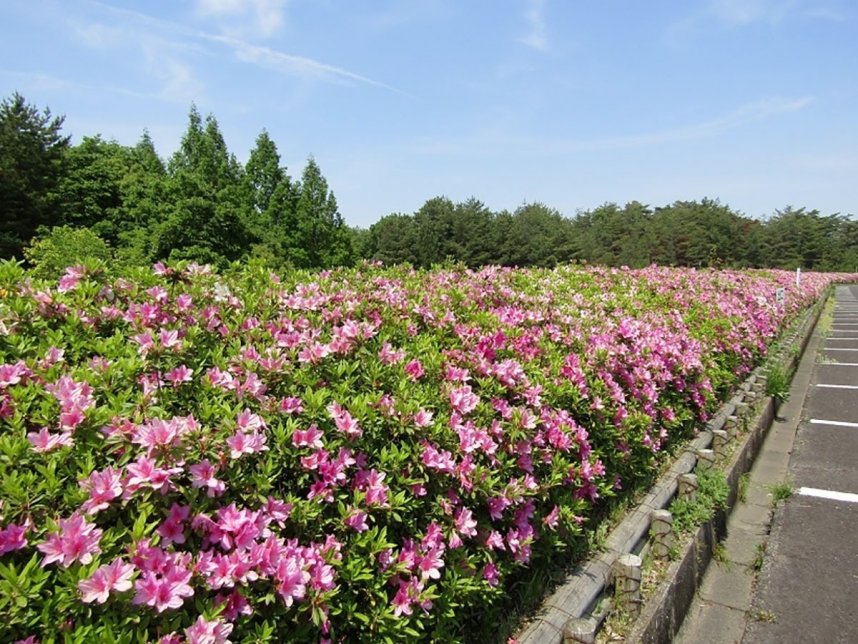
116, 131, 169, 264
57, 135, 131, 236
291, 157, 350, 268
413, 196, 455, 267
451, 198, 496, 267
160, 106, 251, 265
0, 93, 70, 258
242, 130, 301, 268
366, 214, 419, 265
500, 202, 577, 267
244, 130, 286, 215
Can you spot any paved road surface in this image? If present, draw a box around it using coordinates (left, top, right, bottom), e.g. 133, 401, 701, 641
744, 284, 858, 643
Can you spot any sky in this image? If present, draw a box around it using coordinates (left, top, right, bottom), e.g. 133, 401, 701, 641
1, 0, 856, 228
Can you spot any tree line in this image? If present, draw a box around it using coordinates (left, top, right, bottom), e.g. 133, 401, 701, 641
2, 92, 857, 275
1, 93, 349, 272
363, 198, 858, 272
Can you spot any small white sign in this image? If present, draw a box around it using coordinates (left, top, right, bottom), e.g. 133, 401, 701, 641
776, 287, 786, 305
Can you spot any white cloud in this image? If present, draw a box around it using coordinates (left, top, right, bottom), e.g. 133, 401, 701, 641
803, 5, 849, 21
600, 95, 815, 148
669, 0, 845, 36
69, 17, 207, 103
142, 51, 206, 103
202, 33, 407, 94
520, 0, 549, 51
195, 0, 287, 38
411, 96, 815, 156
76, 4, 400, 94
710, 0, 798, 25
72, 21, 125, 48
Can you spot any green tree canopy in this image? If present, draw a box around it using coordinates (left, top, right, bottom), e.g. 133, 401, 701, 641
159, 106, 251, 266
0, 93, 70, 259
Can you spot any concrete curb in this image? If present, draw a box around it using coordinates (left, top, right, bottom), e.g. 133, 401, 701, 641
515, 293, 827, 644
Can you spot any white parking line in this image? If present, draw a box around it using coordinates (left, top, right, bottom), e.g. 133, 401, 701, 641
798, 487, 858, 504
817, 363, 858, 367
823, 347, 858, 351
810, 419, 858, 428
815, 384, 858, 390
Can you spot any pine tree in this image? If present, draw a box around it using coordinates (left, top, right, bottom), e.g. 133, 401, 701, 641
291, 157, 350, 268
0, 93, 70, 258
159, 106, 251, 265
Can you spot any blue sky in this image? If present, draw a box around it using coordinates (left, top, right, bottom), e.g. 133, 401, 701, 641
2, 0, 856, 227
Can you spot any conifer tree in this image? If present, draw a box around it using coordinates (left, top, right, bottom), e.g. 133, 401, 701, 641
0, 93, 70, 258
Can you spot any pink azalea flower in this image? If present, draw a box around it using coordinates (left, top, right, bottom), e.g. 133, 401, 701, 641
125, 457, 181, 494
542, 505, 560, 530
378, 342, 405, 365
404, 359, 425, 381
158, 329, 181, 350
164, 365, 194, 386
449, 385, 479, 415
38, 514, 103, 568
132, 332, 154, 356
344, 508, 369, 533
292, 424, 324, 449
275, 557, 309, 608
0, 361, 30, 388
264, 496, 293, 527
236, 409, 266, 432
391, 579, 414, 617
226, 430, 268, 459
483, 561, 500, 586
57, 265, 85, 292
416, 546, 445, 580
0, 521, 29, 555
156, 504, 191, 546
413, 408, 434, 428
39, 346, 65, 368
189, 460, 226, 497
280, 396, 304, 414
309, 557, 336, 591
297, 342, 330, 364
214, 589, 253, 621
355, 470, 388, 506
444, 365, 470, 382
421, 442, 456, 474
79, 557, 136, 604
184, 616, 234, 644
484, 530, 505, 551
27, 428, 73, 453
327, 402, 362, 439
453, 506, 478, 539
80, 466, 124, 514
132, 564, 194, 612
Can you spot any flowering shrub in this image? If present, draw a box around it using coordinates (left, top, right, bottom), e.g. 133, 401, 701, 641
0, 259, 852, 642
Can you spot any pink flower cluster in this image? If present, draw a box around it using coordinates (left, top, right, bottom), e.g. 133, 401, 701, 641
0, 259, 853, 642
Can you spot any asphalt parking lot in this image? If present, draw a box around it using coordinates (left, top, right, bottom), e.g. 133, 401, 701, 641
744, 284, 858, 643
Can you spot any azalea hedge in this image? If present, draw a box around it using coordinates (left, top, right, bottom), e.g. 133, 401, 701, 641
0, 260, 852, 643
